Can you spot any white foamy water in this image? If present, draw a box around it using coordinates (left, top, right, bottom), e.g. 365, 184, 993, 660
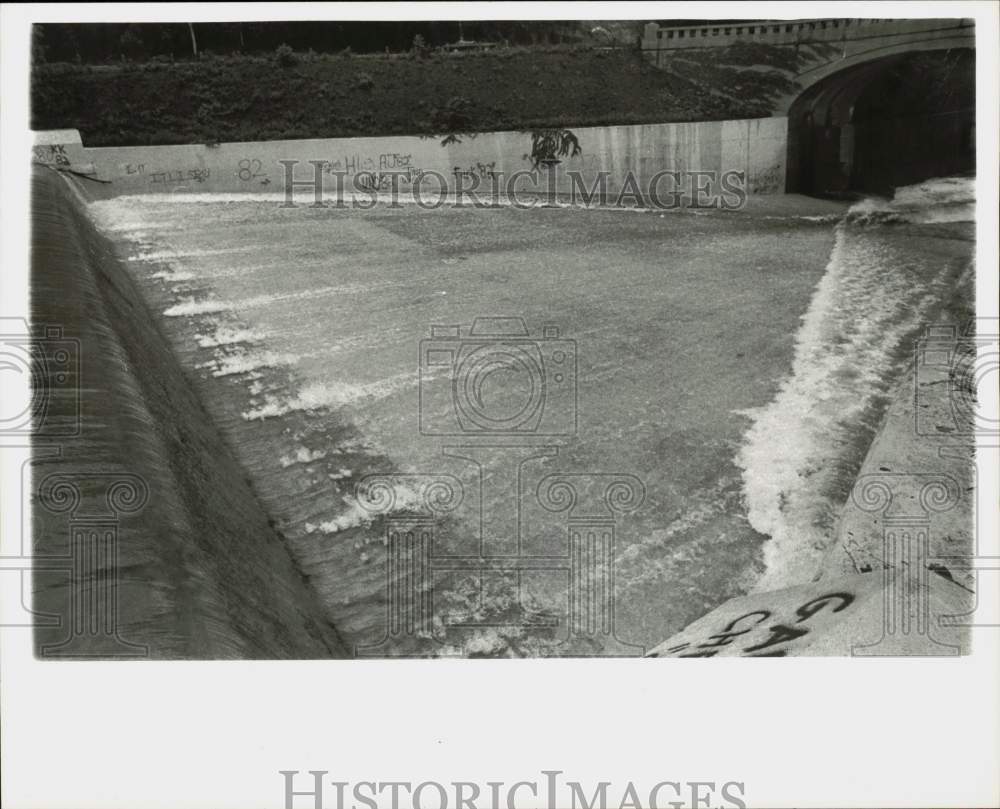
88, 189, 711, 216
737, 177, 974, 591
163, 298, 231, 317
199, 350, 297, 378
83, 174, 975, 653
848, 175, 976, 224
242, 371, 419, 420
195, 325, 266, 348
304, 477, 424, 536
129, 246, 260, 262
279, 447, 329, 467
151, 269, 196, 282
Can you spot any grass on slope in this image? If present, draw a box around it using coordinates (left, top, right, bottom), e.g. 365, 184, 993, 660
31, 45, 805, 146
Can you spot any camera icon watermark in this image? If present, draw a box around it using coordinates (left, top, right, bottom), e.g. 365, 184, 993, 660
0, 316, 80, 439
915, 319, 999, 437
418, 317, 576, 437
0, 313, 146, 656
356, 316, 642, 656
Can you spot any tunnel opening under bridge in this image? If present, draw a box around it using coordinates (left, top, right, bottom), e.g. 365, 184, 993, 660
786, 49, 975, 197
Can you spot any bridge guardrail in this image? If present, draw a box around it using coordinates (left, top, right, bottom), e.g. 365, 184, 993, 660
642, 17, 974, 54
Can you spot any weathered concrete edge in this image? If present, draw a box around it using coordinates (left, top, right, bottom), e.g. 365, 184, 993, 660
31, 167, 347, 658
649, 348, 977, 656
819, 361, 976, 585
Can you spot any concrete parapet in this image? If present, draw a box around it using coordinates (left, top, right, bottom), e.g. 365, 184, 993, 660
32, 118, 789, 200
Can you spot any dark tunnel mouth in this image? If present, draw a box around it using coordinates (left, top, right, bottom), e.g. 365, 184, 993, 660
786, 49, 975, 199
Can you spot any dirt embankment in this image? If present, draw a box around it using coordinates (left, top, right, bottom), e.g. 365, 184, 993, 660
31, 44, 805, 147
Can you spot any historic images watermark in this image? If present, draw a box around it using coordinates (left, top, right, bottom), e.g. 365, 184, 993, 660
279, 771, 748, 809
0, 316, 148, 657
278, 161, 749, 211
354, 317, 645, 656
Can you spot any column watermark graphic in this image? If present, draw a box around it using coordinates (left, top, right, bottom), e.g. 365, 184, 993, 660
1, 316, 149, 658
849, 473, 963, 656
913, 317, 1000, 633
33, 473, 149, 657
878, 317, 1000, 651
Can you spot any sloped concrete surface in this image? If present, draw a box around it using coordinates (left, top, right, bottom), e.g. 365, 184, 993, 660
646, 569, 969, 656
30, 167, 346, 658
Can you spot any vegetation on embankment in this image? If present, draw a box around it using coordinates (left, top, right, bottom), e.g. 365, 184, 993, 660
31, 44, 804, 146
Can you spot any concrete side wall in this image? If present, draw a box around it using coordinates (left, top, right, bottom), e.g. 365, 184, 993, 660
32, 128, 95, 174
820, 367, 975, 583
36, 118, 789, 199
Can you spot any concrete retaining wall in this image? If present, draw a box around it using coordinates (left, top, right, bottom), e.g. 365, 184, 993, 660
35, 117, 789, 199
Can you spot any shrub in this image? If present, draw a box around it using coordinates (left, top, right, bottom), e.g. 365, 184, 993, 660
524, 129, 582, 168
119, 26, 145, 61
430, 96, 475, 136
275, 43, 298, 67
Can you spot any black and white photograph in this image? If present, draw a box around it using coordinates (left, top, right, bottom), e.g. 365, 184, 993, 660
2, 3, 998, 808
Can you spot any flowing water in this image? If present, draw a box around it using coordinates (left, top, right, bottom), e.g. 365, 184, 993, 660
737, 177, 975, 591
85, 177, 975, 655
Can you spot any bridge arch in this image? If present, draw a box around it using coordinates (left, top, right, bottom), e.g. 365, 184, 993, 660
641, 18, 976, 196
773, 19, 975, 113
785, 46, 975, 195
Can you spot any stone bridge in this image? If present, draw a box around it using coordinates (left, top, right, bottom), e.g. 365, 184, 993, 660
642, 18, 974, 110
643, 18, 976, 195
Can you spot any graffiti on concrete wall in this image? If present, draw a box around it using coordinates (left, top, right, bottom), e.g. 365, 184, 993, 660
312, 152, 428, 191
150, 168, 211, 185
453, 161, 498, 181
32, 144, 71, 167
83, 120, 788, 196
376, 152, 417, 170
648, 591, 856, 657
750, 164, 784, 194
236, 157, 269, 184
353, 167, 425, 190
320, 152, 419, 174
